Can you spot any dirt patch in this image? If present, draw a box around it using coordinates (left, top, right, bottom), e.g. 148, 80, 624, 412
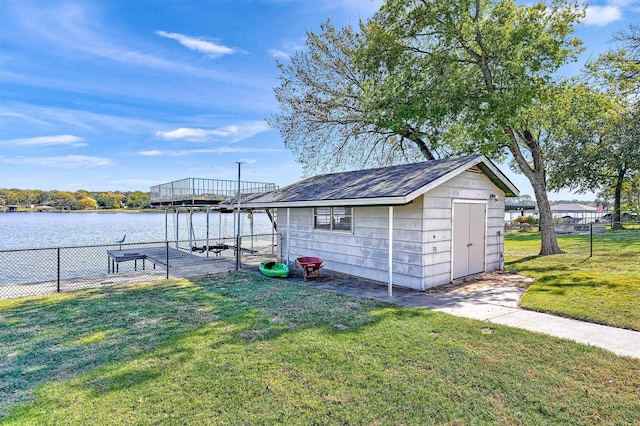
424, 270, 534, 295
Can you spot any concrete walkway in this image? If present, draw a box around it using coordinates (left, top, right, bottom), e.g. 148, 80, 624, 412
276, 270, 640, 359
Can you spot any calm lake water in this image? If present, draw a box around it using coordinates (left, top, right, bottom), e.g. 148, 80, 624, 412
0, 211, 274, 250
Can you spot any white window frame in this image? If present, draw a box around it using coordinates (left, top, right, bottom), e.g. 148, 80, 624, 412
313, 207, 353, 233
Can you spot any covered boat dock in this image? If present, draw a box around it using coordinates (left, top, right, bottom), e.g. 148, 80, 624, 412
150, 177, 277, 207
149, 176, 280, 266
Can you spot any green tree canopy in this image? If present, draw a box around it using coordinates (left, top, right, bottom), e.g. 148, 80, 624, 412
354, 0, 585, 254
0, 189, 150, 210
546, 25, 640, 229
125, 191, 150, 209
78, 196, 98, 210
269, 21, 444, 176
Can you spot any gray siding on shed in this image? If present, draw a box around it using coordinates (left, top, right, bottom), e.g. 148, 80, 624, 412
279, 202, 424, 289
277, 168, 507, 291
421, 170, 505, 288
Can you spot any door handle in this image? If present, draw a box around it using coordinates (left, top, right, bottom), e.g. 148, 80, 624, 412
467, 243, 472, 247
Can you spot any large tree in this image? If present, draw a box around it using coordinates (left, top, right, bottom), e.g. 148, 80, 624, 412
355, 0, 586, 254
597, 173, 640, 218
269, 22, 448, 175
126, 190, 151, 209
615, 24, 640, 87
545, 83, 638, 228
270, 0, 587, 255
546, 24, 640, 229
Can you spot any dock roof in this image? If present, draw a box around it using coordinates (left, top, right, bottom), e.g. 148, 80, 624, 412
150, 177, 277, 206
550, 203, 598, 212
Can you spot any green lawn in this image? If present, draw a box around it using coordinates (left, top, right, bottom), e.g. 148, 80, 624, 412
505, 231, 640, 330
1, 273, 639, 424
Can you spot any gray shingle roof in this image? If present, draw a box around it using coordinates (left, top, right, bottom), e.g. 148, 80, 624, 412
238, 154, 518, 207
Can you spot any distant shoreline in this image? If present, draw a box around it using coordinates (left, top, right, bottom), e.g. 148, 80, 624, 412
0, 209, 162, 214
0, 209, 256, 214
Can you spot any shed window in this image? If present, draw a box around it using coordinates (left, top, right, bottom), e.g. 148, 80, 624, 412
314, 207, 352, 232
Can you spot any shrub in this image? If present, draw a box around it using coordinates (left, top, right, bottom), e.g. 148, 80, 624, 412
513, 215, 538, 225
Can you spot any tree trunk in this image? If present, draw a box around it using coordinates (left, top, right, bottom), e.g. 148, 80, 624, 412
401, 128, 436, 160
415, 139, 435, 160
506, 129, 563, 255
612, 167, 626, 230
531, 178, 563, 255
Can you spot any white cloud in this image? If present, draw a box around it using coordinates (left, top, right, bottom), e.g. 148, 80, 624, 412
155, 121, 271, 143
10, 3, 179, 70
267, 40, 305, 60
112, 178, 165, 186
4, 155, 114, 167
5, 2, 248, 84
155, 128, 212, 142
1, 134, 86, 147
192, 147, 281, 154
156, 31, 238, 58
0, 112, 52, 127
607, 0, 639, 7
1, 104, 171, 135
268, 48, 292, 59
136, 147, 282, 157
583, 5, 623, 26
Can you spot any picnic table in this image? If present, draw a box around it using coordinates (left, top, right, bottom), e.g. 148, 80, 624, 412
107, 250, 153, 273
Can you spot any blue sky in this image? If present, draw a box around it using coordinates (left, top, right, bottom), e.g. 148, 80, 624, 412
0, 0, 638, 200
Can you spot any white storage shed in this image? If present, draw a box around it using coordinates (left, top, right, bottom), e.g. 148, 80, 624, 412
242, 154, 519, 292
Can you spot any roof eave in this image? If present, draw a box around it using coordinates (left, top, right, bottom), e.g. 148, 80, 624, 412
240, 195, 411, 209
474, 158, 519, 197
239, 154, 519, 208
403, 155, 519, 202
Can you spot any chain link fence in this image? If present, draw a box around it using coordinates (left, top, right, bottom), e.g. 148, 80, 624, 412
0, 233, 281, 300
504, 221, 640, 260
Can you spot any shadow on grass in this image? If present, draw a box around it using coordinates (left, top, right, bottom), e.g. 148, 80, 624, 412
505, 255, 543, 264
0, 279, 222, 416
84, 368, 161, 396
4, 273, 640, 425
0, 273, 391, 418
507, 257, 625, 291
506, 257, 573, 271
523, 278, 621, 297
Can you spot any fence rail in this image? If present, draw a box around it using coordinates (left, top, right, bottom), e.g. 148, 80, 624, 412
150, 178, 278, 205
504, 221, 640, 260
0, 234, 281, 300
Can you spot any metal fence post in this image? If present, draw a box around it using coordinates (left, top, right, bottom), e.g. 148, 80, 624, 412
236, 236, 241, 270
590, 222, 593, 258
166, 241, 170, 279
57, 247, 61, 293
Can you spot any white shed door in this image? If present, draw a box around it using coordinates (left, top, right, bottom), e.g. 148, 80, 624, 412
452, 203, 486, 279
